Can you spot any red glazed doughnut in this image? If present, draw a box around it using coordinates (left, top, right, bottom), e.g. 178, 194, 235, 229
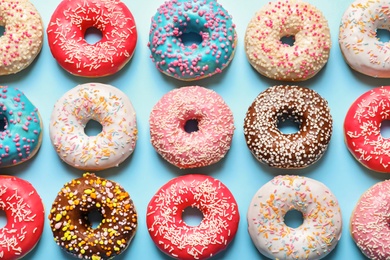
0, 176, 44, 260
47, 0, 137, 77
146, 174, 240, 260
344, 86, 390, 172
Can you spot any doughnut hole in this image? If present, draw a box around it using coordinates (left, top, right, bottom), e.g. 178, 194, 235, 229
0, 25, 5, 37
0, 114, 8, 132
284, 209, 304, 228
84, 119, 103, 136
380, 120, 390, 138
84, 26, 103, 45
376, 28, 390, 43
184, 119, 199, 133
280, 35, 295, 46
182, 206, 204, 226
176, 20, 209, 48
0, 210, 7, 228
179, 31, 203, 47
86, 209, 103, 229
276, 110, 302, 134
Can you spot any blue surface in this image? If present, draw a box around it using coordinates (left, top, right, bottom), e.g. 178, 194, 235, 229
1, 0, 386, 259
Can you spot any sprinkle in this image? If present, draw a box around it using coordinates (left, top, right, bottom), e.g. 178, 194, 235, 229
243, 85, 332, 168
146, 175, 239, 259
148, 0, 237, 80
247, 175, 342, 260
244, 0, 331, 81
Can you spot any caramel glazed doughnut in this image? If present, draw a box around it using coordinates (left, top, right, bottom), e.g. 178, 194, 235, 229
244, 85, 333, 169
48, 173, 137, 260
244, 0, 331, 81
0, 0, 44, 75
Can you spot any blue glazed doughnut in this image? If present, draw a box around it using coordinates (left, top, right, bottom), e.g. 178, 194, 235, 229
0, 86, 42, 167
148, 0, 237, 81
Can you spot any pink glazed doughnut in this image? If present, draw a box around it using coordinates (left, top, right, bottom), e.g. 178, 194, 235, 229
344, 86, 390, 173
351, 180, 390, 259
149, 86, 235, 169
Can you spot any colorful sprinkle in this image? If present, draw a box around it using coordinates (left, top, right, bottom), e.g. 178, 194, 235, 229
245, 0, 331, 81
247, 175, 342, 260
148, 0, 237, 80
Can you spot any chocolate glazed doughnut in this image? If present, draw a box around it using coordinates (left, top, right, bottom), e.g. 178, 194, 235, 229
243, 85, 333, 169
48, 173, 137, 259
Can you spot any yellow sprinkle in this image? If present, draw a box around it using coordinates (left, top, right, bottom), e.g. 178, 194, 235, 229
81, 249, 85, 254
84, 189, 93, 195
55, 214, 62, 222
92, 256, 101, 260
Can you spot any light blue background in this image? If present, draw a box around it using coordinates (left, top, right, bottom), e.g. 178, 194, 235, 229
1, 0, 387, 259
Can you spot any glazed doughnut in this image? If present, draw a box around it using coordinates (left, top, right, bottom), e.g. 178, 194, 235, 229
0, 175, 45, 260
47, 0, 137, 77
48, 173, 138, 260
247, 175, 342, 260
0, 0, 44, 75
149, 86, 234, 169
245, 0, 331, 81
0, 86, 42, 167
351, 180, 390, 259
339, 0, 390, 78
344, 86, 390, 173
243, 85, 332, 169
148, 0, 237, 81
49, 83, 137, 171
146, 174, 239, 260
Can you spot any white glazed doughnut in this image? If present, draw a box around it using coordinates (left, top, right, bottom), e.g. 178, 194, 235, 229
245, 0, 331, 81
247, 175, 342, 260
49, 83, 137, 171
339, 0, 390, 78
0, 0, 44, 75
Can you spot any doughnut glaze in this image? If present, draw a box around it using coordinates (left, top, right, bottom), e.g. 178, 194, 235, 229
149, 86, 234, 169
148, 0, 237, 81
351, 180, 390, 259
339, 0, 390, 78
0, 86, 42, 167
47, 0, 137, 77
48, 173, 138, 260
244, 85, 332, 169
146, 174, 239, 260
245, 0, 331, 81
49, 83, 137, 171
0, 176, 45, 260
344, 86, 390, 173
0, 0, 44, 75
247, 175, 342, 260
